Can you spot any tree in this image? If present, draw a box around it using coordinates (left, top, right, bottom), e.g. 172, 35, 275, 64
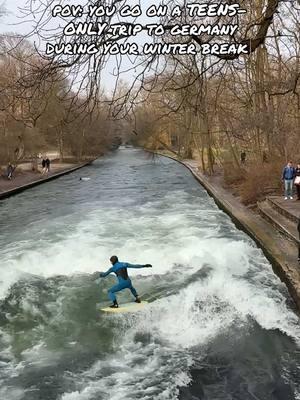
15, 0, 282, 114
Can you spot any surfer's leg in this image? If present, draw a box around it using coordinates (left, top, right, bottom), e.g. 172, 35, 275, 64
108, 283, 123, 303
129, 283, 141, 303
129, 284, 137, 297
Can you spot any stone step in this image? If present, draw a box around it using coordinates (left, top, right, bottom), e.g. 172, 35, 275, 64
258, 200, 300, 246
267, 196, 300, 224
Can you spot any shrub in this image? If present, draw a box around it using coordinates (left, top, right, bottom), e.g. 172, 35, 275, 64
223, 162, 246, 186
239, 161, 282, 205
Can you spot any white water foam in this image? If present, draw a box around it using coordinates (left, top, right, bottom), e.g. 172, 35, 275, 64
0, 192, 246, 288
1, 179, 300, 399
60, 340, 193, 400
1, 191, 300, 337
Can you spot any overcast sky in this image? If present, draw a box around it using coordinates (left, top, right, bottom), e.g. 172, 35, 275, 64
1, 0, 32, 34
0, 0, 156, 93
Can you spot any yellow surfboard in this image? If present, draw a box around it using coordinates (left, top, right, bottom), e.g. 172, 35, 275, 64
98, 301, 148, 314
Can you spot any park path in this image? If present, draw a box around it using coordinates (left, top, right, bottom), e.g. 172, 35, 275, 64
0, 161, 92, 199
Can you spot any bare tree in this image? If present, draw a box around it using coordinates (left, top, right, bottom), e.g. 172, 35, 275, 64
8, 0, 283, 115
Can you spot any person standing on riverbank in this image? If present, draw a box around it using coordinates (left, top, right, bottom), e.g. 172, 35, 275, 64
45, 157, 51, 173
282, 161, 296, 200
298, 219, 300, 262
42, 157, 47, 175
295, 163, 300, 200
6, 162, 14, 180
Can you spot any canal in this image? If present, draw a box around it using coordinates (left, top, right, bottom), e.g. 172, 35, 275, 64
0, 148, 300, 400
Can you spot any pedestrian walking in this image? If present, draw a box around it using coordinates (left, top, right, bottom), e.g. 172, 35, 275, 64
6, 162, 14, 180
45, 157, 50, 173
42, 157, 47, 175
282, 161, 296, 200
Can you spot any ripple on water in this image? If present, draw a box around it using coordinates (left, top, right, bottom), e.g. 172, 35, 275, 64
0, 149, 300, 400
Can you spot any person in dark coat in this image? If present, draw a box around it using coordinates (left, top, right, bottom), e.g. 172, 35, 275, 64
45, 157, 50, 173
7, 162, 14, 179
42, 157, 47, 174
295, 163, 300, 200
241, 151, 246, 165
298, 219, 300, 262
263, 151, 268, 163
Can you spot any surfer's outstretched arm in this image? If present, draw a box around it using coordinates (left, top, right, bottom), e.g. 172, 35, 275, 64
100, 267, 113, 278
126, 263, 152, 269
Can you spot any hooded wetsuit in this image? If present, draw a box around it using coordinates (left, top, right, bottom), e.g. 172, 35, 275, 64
100, 262, 146, 302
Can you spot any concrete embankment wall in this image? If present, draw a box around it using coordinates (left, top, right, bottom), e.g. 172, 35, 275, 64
0, 161, 93, 200
156, 152, 300, 311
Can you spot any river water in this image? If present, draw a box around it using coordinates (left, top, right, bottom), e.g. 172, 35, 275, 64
0, 148, 300, 400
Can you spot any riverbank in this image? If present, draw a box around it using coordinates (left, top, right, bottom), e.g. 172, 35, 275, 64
156, 151, 300, 310
0, 160, 93, 200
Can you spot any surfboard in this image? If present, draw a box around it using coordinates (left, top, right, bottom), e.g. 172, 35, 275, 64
98, 301, 148, 314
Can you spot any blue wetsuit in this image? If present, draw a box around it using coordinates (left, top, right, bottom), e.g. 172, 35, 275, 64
100, 262, 146, 302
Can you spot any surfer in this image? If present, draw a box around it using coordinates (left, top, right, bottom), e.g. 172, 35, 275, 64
99, 256, 152, 308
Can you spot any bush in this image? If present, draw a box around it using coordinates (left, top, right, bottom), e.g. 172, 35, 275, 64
223, 162, 246, 186
239, 161, 282, 205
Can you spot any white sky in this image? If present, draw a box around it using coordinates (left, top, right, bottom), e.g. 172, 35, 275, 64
0, 0, 158, 94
